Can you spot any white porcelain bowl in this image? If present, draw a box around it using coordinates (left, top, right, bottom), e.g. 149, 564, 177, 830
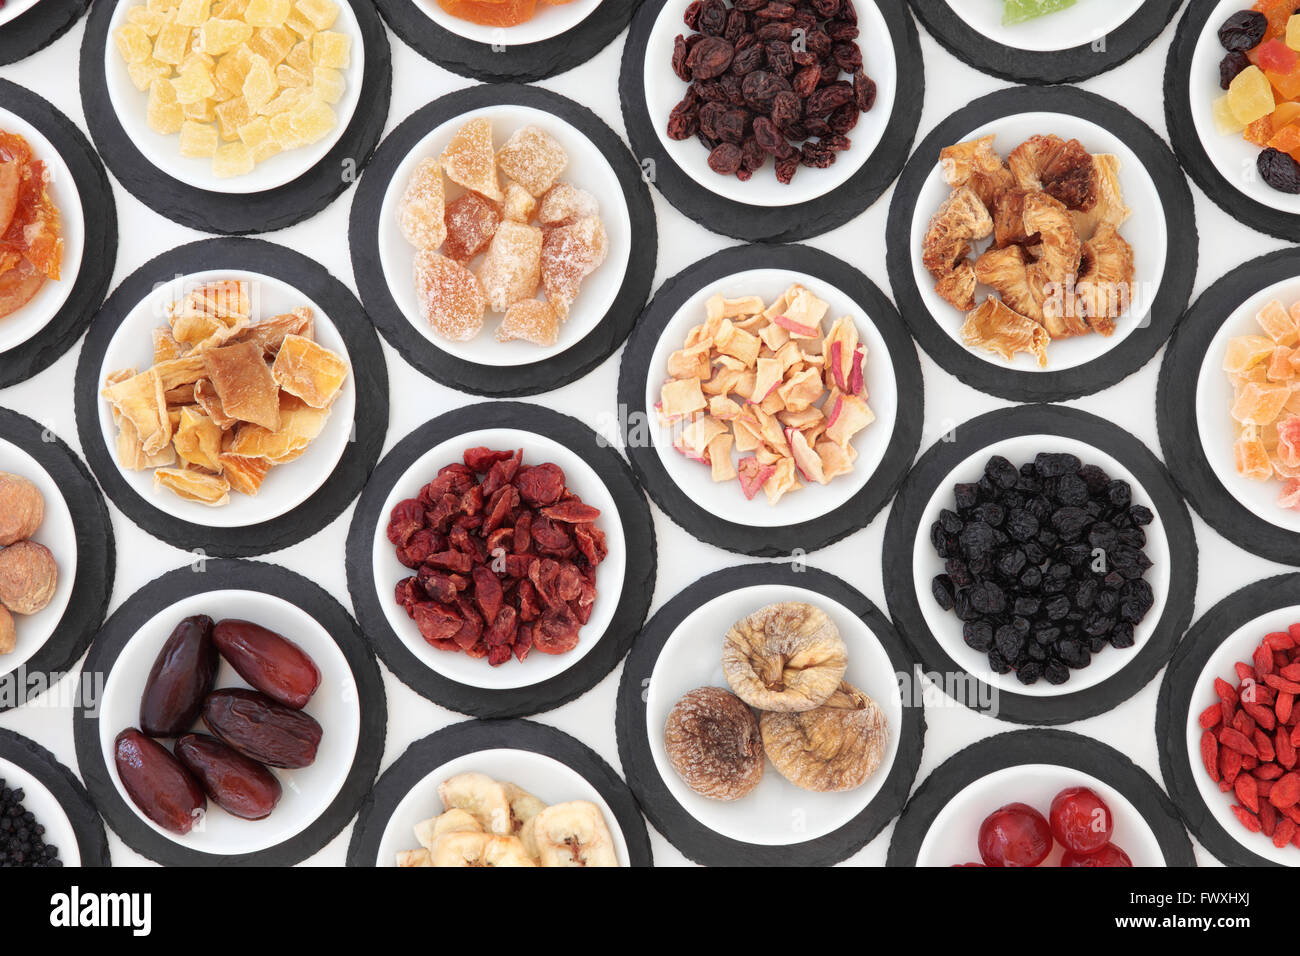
912, 433, 1171, 698
377, 103, 631, 366
645, 267, 898, 528
96, 589, 360, 856
646, 583, 903, 845
375, 747, 629, 866
372, 426, 627, 691
943, 0, 1143, 53
916, 763, 1165, 866
1196, 273, 1300, 534
413, 0, 601, 45
103, 0, 365, 194
1186, 604, 1300, 866
644, 0, 897, 206
0, 757, 81, 866
908, 111, 1166, 372
0, 437, 77, 677
0, 106, 86, 355
94, 268, 355, 529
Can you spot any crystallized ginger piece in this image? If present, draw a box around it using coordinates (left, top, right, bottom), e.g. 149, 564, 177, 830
269, 110, 305, 149
114, 23, 154, 64
176, 0, 212, 25
311, 66, 344, 103
249, 24, 295, 65
200, 18, 254, 55
215, 95, 252, 140
502, 181, 536, 223
439, 117, 502, 201
152, 21, 192, 64
172, 60, 217, 104
238, 115, 280, 162
276, 63, 309, 87
478, 220, 542, 313
147, 78, 185, 135
241, 53, 277, 113
496, 299, 558, 347
398, 157, 447, 250
414, 249, 487, 342
540, 215, 607, 318
538, 182, 598, 226
441, 191, 501, 262
496, 125, 567, 197
128, 60, 172, 92
179, 120, 219, 157
310, 30, 350, 68
290, 99, 335, 144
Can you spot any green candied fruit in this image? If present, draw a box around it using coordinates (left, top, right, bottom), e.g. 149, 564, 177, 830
1002, 0, 1078, 26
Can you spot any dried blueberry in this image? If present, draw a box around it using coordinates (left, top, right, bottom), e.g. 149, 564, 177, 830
1056, 474, 1089, 507
1218, 10, 1267, 52
963, 620, 994, 652
985, 455, 1020, 489
1044, 660, 1070, 685
1110, 622, 1136, 649
953, 482, 980, 511
1129, 504, 1154, 526
1006, 508, 1039, 541
1058, 639, 1091, 669
1017, 661, 1043, 685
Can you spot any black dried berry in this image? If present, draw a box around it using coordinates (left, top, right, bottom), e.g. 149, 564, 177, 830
985, 455, 1020, 489
1035, 451, 1081, 478
1129, 504, 1154, 526
1017, 661, 1043, 685
1056, 473, 1089, 507
931, 574, 955, 611
1110, 623, 1136, 649
1220, 50, 1252, 89
1218, 9, 1267, 52
963, 620, 994, 652
1058, 639, 1091, 668
954, 482, 980, 511
1259, 148, 1300, 194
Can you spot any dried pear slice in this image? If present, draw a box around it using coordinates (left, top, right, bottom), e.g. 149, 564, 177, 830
721, 601, 847, 711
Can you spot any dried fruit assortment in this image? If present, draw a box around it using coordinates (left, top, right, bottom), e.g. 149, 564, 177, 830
923, 133, 1135, 367
665, 0, 876, 185
1223, 297, 1300, 510
388, 447, 607, 667
955, 787, 1132, 867
0, 777, 62, 866
664, 601, 888, 799
0, 472, 58, 656
398, 116, 609, 348
657, 283, 875, 505
396, 771, 619, 866
115, 614, 323, 834
1211, 3, 1300, 195
1197, 624, 1300, 853
0, 131, 62, 320
929, 452, 1157, 686
112, 0, 350, 179
434, 0, 584, 29
99, 279, 349, 507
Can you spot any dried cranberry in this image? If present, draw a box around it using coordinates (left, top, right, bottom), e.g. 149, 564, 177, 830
1218, 10, 1267, 52
1259, 147, 1300, 193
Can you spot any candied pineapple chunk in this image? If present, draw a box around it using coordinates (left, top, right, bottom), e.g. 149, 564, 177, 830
290, 99, 336, 144
173, 60, 217, 104
249, 24, 294, 64
114, 24, 153, 64
242, 53, 277, 112
277, 63, 309, 87
310, 30, 350, 68
311, 66, 344, 103
153, 21, 192, 64
127, 6, 168, 34
295, 0, 339, 30
214, 94, 252, 140
128, 60, 171, 91
147, 78, 185, 134
179, 120, 219, 157
176, 0, 212, 26
212, 141, 255, 177
200, 18, 254, 55
238, 115, 279, 161
245, 0, 290, 26
269, 110, 305, 149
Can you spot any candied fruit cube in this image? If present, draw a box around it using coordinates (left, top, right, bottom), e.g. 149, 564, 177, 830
1289, 13, 1300, 51
1259, 299, 1299, 344
214, 45, 254, 92
215, 94, 252, 140
147, 0, 181, 11
176, 0, 212, 26
496, 125, 568, 197
414, 250, 487, 342
1233, 381, 1291, 425
1267, 67, 1300, 101
127, 7, 168, 35
1237, 434, 1275, 480
502, 181, 536, 223
172, 60, 217, 104
1214, 95, 1247, 135
114, 23, 154, 64
269, 110, 305, 149
276, 63, 309, 87
1245, 115, 1274, 146
199, 18, 253, 55
260, 85, 305, 115
442, 191, 502, 262
1269, 122, 1300, 160
249, 24, 294, 64
440, 117, 501, 201
245, 0, 291, 26
179, 120, 219, 157
128, 59, 172, 92
242, 53, 277, 112
290, 99, 336, 144
497, 299, 558, 346
1225, 334, 1280, 373
283, 10, 317, 37
1229, 65, 1276, 126
311, 66, 344, 103
286, 39, 312, 73
398, 157, 447, 250
238, 115, 280, 161
147, 78, 185, 134
295, 0, 338, 30
184, 96, 216, 122
152, 21, 193, 64
212, 141, 255, 177
1272, 100, 1300, 128
541, 215, 607, 317
311, 30, 350, 68
477, 220, 542, 313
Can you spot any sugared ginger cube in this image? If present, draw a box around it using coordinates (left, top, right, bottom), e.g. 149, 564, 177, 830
179, 120, 219, 157
212, 141, 254, 177
310, 30, 350, 68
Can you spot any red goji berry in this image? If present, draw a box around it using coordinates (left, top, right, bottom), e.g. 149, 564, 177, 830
1216, 677, 1240, 708
1262, 800, 1279, 837
1257, 761, 1285, 781
1236, 773, 1260, 812
1234, 709, 1257, 737
1236, 662, 1257, 683
1278, 727, 1298, 770
1220, 726, 1259, 757
1256, 728, 1277, 762
1231, 804, 1263, 833
1223, 747, 1244, 784
1276, 692, 1293, 725
1282, 662, 1300, 681
1289, 622, 1300, 642
1267, 631, 1297, 650
1274, 817, 1297, 849
1202, 729, 1220, 783
1245, 701, 1278, 731
1270, 772, 1300, 809
1200, 702, 1223, 729
1267, 674, 1300, 693
1256, 643, 1276, 676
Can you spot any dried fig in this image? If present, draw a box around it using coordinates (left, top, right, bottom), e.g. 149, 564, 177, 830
0, 472, 43, 546
0, 605, 13, 655
721, 601, 847, 711
664, 686, 763, 801
0, 540, 57, 615
759, 681, 888, 792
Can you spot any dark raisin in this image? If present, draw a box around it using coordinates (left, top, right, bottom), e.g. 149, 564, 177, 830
1016, 661, 1043, 685
707, 142, 744, 174
688, 36, 735, 79
1220, 50, 1252, 89
853, 70, 876, 111
1218, 9, 1267, 52
1259, 147, 1300, 194
741, 70, 790, 111
698, 0, 728, 35
963, 620, 994, 652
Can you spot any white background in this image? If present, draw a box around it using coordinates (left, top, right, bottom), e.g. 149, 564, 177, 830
0, 1, 1282, 867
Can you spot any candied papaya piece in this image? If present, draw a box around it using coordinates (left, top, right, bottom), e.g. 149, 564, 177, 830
1258, 38, 1298, 73
1237, 433, 1275, 480
1244, 114, 1275, 146
439, 117, 502, 201
496, 125, 567, 197
442, 191, 501, 262
1268, 345, 1298, 380
1259, 298, 1299, 344
398, 158, 447, 251
1272, 100, 1300, 128
1290, 12, 1300, 50
1233, 381, 1291, 425
1259, 0, 1296, 40
1268, 122, 1300, 157
1267, 67, 1300, 101
270, 333, 348, 408
496, 298, 558, 347
477, 220, 542, 313
414, 249, 488, 342
1230, 66, 1276, 126
435, 0, 537, 28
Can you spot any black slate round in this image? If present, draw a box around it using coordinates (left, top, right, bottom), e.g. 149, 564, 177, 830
1157, 574, 1300, 868
618, 0, 924, 242
615, 562, 926, 867
349, 83, 656, 396
345, 401, 656, 718
0, 79, 117, 389
0, 727, 111, 867
78, 0, 391, 235
908, 0, 1183, 85
1165, 1, 1300, 243
346, 717, 653, 867
72, 559, 387, 868
886, 728, 1196, 866
617, 243, 923, 556
882, 404, 1198, 725
1158, 248, 1300, 566
0, 407, 114, 713
0, 0, 88, 66
887, 84, 1197, 403
374, 0, 639, 83
73, 237, 388, 558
